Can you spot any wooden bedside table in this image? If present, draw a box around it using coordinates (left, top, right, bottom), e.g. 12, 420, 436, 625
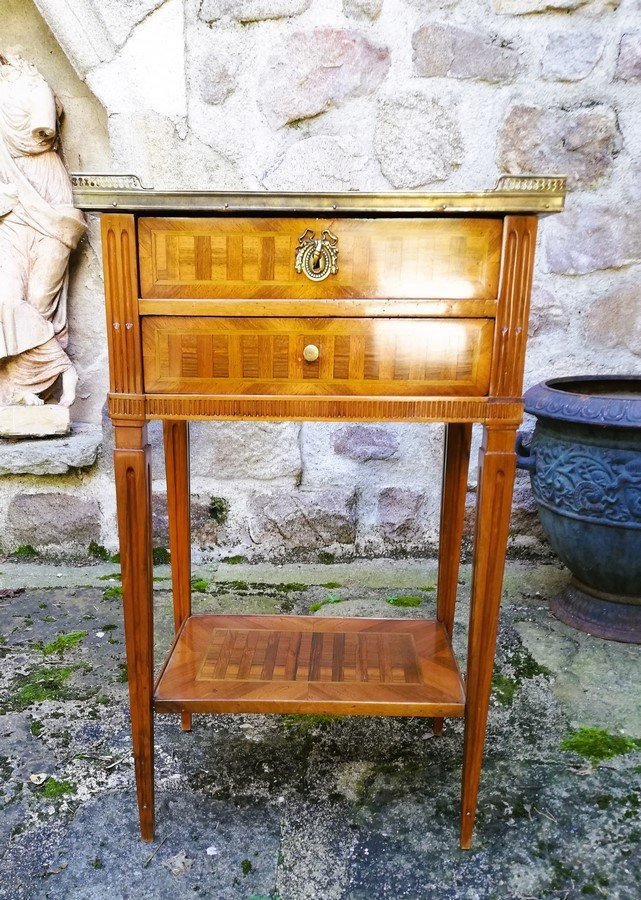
74, 174, 566, 849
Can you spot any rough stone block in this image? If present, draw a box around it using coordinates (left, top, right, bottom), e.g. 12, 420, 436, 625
196, 52, 237, 105
413, 23, 519, 82
541, 30, 604, 81
543, 202, 641, 275
583, 273, 641, 357
0, 424, 102, 476
0, 405, 70, 438
248, 488, 356, 553
493, 0, 619, 12
375, 91, 463, 188
343, 0, 383, 19
199, 0, 311, 20
264, 135, 380, 192
258, 28, 390, 128
332, 425, 400, 462
5, 493, 101, 549
529, 286, 566, 337
263, 134, 372, 191
189, 422, 301, 480
499, 104, 620, 188
375, 487, 427, 543
615, 32, 641, 81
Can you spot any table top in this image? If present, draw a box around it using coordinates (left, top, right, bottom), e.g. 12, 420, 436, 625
71, 173, 567, 216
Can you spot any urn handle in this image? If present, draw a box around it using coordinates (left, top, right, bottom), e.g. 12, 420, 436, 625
515, 431, 537, 473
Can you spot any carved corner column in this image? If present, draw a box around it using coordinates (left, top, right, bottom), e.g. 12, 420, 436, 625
102, 214, 155, 841
459, 214, 538, 848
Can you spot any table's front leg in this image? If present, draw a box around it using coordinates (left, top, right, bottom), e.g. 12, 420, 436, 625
163, 420, 192, 732
114, 422, 155, 842
460, 424, 517, 849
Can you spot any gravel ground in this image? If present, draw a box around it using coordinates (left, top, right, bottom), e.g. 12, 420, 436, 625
1, 559, 640, 899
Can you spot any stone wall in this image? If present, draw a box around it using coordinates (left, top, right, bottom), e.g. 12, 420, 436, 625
1, 0, 640, 560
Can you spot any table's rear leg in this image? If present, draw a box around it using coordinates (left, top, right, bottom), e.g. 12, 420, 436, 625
434, 422, 473, 737
460, 425, 517, 849
163, 420, 192, 732
114, 423, 155, 842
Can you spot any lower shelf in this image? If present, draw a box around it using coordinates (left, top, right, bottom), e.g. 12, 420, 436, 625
154, 614, 465, 717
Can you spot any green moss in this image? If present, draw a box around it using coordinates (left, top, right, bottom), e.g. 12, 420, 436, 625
241, 859, 253, 875
275, 582, 306, 592
102, 586, 123, 601
227, 580, 249, 591
418, 585, 435, 592
152, 547, 170, 565
88, 541, 111, 561
386, 595, 421, 608
41, 630, 87, 656
30, 720, 43, 737
222, 555, 247, 565
13, 666, 78, 709
208, 496, 229, 524
191, 577, 210, 593
41, 777, 75, 799
492, 673, 517, 706
309, 593, 343, 613
91, 858, 104, 869
317, 551, 335, 564
116, 664, 128, 683
321, 581, 341, 589
11, 545, 39, 559
97, 571, 122, 581
41, 615, 56, 623
561, 727, 641, 765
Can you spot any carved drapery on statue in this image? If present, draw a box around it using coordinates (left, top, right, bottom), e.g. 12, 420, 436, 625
0, 54, 85, 408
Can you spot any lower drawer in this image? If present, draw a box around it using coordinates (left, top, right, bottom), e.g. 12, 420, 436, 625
141, 316, 493, 397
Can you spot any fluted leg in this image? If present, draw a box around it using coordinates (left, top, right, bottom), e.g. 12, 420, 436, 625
460, 425, 517, 849
114, 423, 155, 842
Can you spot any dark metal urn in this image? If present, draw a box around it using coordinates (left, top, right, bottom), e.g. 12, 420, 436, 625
516, 376, 641, 643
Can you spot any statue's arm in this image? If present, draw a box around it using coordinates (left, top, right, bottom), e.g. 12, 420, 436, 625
0, 182, 18, 217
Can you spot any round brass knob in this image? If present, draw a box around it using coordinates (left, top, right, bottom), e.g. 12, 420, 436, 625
303, 344, 320, 362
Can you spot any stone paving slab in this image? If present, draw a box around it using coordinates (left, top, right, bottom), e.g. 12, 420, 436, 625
0, 561, 640, 899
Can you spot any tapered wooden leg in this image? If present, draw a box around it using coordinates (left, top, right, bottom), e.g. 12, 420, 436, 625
163, 420, 192, 732
434, 423, 473, 737
114, 423, 155, 842
460, 425, 517, 849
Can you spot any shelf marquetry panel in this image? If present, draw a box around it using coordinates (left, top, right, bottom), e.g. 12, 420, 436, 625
154, 614, 466, 716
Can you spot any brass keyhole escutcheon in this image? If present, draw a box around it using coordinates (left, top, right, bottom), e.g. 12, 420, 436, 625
294, 229, 339, 282
303, 344, 320, 363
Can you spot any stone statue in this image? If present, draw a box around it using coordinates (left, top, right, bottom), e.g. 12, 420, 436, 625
0, 54, 85, 411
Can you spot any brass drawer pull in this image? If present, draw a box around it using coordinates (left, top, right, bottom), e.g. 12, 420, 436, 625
295, 229, 338, 282
303, 344, 320, 362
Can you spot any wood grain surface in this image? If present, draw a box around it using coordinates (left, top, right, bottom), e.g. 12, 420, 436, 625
154, 615, 465, 716
141, 316, 493, 397
139, 217, 502, 301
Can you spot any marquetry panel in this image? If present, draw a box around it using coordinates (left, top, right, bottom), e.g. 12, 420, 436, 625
141, 316, 494, 397
197, 627, 420, 684
154, 615, 466, 716
138, 217, 503, 301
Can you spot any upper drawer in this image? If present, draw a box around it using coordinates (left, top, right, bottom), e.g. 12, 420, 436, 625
138, 217, 502, 301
